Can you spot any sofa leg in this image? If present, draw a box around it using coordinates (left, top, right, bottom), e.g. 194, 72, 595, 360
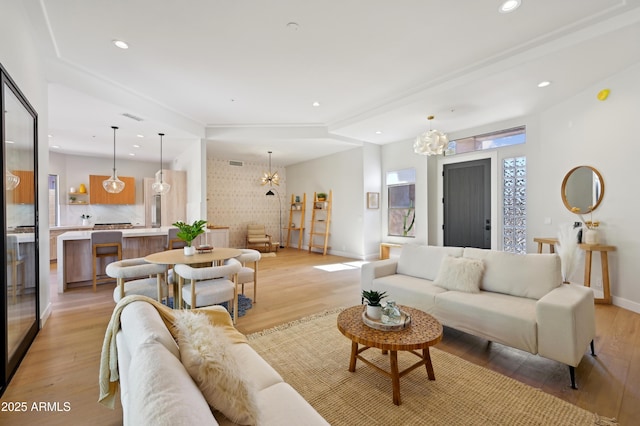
590, 340, 596, 357
569, 366, 577, 389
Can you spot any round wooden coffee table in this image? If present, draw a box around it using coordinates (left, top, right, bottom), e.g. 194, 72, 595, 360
337, 305, 443, 405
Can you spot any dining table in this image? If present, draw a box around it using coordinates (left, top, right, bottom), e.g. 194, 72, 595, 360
144, 247, 242, 309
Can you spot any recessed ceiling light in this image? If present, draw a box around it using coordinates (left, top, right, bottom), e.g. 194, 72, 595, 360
113, 39, 129, 49
499, 0, 521, 13
51, 145, 60, 149
537, 80, 551, 88
312, 101, 320, 107
375, 131, 382, 135
136, 134, 144, 138
48, 134, 53, 138
128, 153, 135, 156
6, 140, 15, 144
132, 144, 140, 148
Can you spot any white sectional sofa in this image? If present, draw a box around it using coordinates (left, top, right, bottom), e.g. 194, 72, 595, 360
362, 244, 596, 388
115, 300, 328, 425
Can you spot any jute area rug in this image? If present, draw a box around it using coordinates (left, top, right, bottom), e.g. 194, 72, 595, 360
248, 309, 616, 426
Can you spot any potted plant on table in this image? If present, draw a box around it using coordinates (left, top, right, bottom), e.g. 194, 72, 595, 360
362, 289, 387, 320
81, 214, 91, 226
172, 219, 207, 256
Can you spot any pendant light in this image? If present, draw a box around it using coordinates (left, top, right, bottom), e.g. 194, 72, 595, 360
413, 115, 449, 156
261, 151, 280, 187
5, 170, 20, 190
102, 126, 125, 193
152, 132, 171, 195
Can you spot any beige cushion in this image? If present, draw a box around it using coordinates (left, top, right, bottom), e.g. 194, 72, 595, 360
397, 244, 464, 281
174, 311, 260, 425
463, 248, 562, 299
128, 339, 217, 426
433, 255, 484, 293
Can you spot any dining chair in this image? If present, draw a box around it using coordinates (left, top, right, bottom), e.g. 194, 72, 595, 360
91, 231, 123, 292
106, 258, 169, 303
174, 260, 241, 323
246, 224, 272, 252
236, 249, 261, 303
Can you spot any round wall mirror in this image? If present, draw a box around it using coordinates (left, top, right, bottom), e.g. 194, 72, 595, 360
561, 166, 605, 214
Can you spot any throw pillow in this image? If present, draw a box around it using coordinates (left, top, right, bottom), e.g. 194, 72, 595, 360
173, 311, 259, 425
433, 255, 485, 293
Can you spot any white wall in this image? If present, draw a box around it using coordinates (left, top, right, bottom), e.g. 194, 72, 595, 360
173, 138, 205, 223
362, 143, 383, 259
287, 148, 365, 258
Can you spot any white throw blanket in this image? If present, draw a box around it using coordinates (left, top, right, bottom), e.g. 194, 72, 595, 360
98, 295, 247, 409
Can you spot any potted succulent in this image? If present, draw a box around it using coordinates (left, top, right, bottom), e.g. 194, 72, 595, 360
81, 214, 91, 226
362, 289, 387, 320
317, 192, 327, 201
172, 219, 207, 256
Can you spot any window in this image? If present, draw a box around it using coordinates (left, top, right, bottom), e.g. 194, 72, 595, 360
387, 169, 415, 237
503, 157, 526, 253
447, 126, 525, 156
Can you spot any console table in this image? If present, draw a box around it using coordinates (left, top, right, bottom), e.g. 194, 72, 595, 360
533, 237, 616, 304
380, 243, 403, 260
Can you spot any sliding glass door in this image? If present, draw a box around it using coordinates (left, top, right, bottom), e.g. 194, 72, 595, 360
1, 63, 40, 395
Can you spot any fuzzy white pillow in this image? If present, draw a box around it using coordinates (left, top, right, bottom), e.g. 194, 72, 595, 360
433, 255, 485, 293
173, 311, 259, 425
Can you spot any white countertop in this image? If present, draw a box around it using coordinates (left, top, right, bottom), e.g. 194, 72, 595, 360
57, 226, 177, 241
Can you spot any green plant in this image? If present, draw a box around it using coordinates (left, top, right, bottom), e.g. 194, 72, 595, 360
172, 219, 207, 247
317, 192, 327, 200
362, 289, 388, 307
403, 200, 415, 236
81, 214, 91, 219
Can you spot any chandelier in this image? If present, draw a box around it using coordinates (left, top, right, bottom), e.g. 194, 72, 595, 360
103, 126, 125, 193
413, 115, 449, 156
261, 151, 280, 187
152, 132, 171, 195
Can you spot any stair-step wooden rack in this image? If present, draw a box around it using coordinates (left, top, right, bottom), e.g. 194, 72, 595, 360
308, 190, 332, 255
286, 193, 306, 249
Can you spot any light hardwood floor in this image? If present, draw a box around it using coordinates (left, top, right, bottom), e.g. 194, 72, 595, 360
1, 248, 638, 425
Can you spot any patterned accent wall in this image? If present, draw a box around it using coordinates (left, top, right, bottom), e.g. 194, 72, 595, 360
207, 157, 287, 248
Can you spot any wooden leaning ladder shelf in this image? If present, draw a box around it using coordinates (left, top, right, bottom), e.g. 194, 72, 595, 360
308, 190, 332, 255
286, 193, 306, 249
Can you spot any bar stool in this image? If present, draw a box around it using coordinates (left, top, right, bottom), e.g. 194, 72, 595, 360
106, 258, 168, 303
92, 231, 123, 292
7, 235, 26, 303
236, 249, 261, 303
167, 227, 186, 250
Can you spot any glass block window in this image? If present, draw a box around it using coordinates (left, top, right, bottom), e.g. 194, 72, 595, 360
503, 157, 526, 253
386, 168, 416, 237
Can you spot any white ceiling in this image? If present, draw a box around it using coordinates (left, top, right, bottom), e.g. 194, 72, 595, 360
24, 0, 640, 165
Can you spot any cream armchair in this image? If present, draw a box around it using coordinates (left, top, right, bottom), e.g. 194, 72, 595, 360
246, 224, 272, 252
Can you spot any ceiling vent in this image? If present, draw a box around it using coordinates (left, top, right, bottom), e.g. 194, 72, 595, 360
122, 113, 144, 122
229, 160, 244, 167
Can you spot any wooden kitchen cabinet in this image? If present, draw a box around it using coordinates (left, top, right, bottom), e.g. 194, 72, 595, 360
89, 175, 136, 204
10, 170, 35, 204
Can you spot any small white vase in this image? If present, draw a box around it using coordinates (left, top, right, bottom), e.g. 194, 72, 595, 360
366, 305, 382, 320
184, 246, 196, 256
584, 229, 599, 245
82, 219, 89, 226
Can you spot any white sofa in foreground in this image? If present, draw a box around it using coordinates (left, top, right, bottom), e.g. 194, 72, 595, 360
362, 244, 596, 388
113, 299, 328, 425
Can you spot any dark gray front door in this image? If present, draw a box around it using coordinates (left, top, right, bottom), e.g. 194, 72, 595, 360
443, 159, 491, 248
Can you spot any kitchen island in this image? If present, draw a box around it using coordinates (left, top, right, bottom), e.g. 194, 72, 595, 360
56, 227, 229, 293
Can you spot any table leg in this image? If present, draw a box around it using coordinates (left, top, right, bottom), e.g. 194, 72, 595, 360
537, 242, 543, 254
598, 251, 612, 304
390, 350, 401, 405
349, 341, 358, 372
176, 274, 184, 309
423, 348, 436, 380
583, 250, 593, 288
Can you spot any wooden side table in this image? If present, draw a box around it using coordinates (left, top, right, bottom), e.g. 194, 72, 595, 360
379, 243, 402, 260
533, 237, 616, 304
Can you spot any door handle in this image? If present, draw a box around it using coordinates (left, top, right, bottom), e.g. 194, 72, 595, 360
485, 219, 491, 231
